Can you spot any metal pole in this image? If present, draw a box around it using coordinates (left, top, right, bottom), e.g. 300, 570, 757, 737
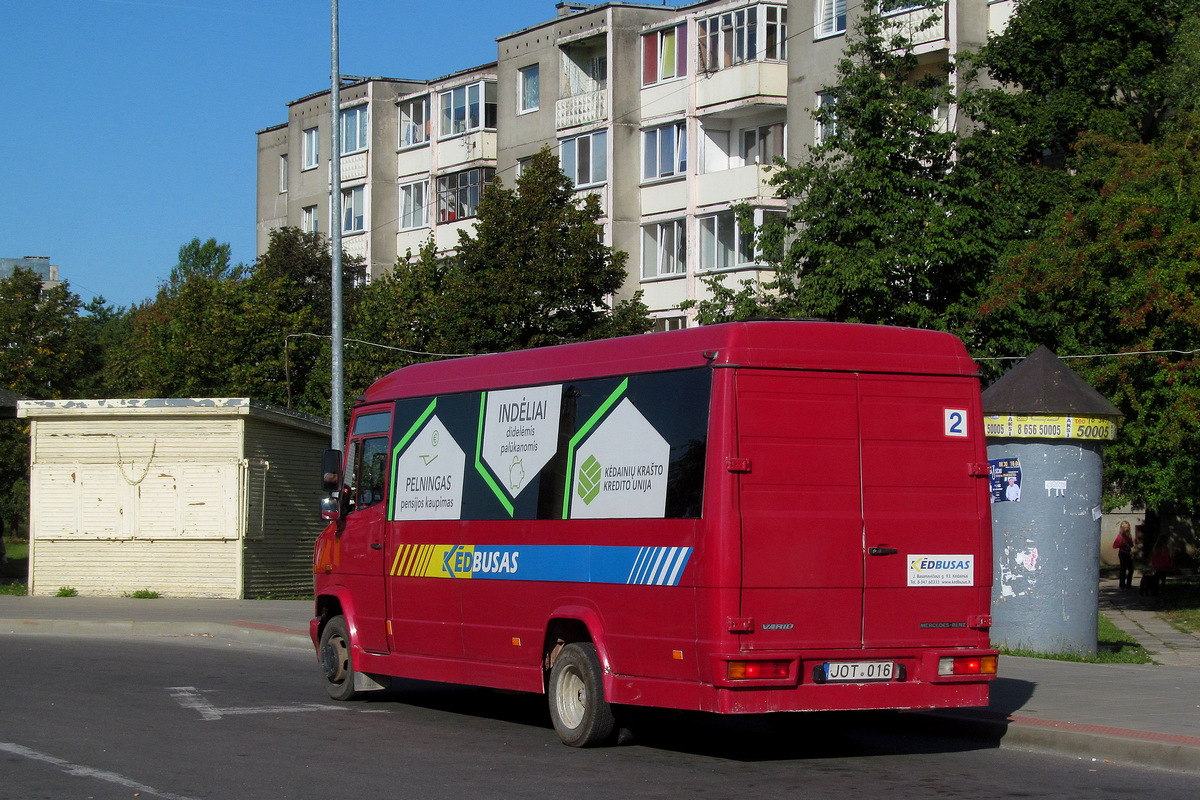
329, 0, 345, 449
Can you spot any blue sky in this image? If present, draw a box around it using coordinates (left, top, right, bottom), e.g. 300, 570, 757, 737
2, 0, 562, 308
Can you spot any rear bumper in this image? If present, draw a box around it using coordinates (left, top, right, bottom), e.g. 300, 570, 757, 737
704, 647, 998, 714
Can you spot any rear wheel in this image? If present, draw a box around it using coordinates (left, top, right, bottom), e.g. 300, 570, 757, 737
548, 642, 615, 747
318, 615, 359, 701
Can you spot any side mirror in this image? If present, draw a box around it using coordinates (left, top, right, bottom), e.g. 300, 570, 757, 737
320, 495, 341, 522
321, 449, 343, 492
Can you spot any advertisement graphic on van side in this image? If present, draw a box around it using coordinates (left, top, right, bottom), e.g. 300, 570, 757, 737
385, 369, 710, 523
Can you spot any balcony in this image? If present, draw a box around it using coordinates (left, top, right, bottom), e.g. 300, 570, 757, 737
697, 164, 777, 207
557, 89, 607, 130
340, 151, 368, 182
696, 61, 786, 112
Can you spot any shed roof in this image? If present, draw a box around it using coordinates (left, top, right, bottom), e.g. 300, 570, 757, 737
17, 397, 331, 436
982, 346, 1122, 417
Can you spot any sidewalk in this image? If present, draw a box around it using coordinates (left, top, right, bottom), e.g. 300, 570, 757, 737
1, 592, 1198, 773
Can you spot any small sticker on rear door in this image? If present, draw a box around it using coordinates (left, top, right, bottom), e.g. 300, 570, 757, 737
907, 555, 974, 587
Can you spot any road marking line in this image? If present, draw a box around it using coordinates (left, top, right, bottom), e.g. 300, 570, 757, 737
167, 686, 347, 720
0, 741, 200, 800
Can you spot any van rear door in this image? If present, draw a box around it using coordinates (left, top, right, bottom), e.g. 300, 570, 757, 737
857, 374, 991, 649
735, 369, 864, 651
735, 369, 990, 653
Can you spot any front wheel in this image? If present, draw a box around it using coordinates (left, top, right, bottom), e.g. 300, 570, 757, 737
548, 642, 615, 747
317, 615, 359, 701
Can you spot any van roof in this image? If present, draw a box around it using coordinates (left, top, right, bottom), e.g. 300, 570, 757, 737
362, 321, 977, 403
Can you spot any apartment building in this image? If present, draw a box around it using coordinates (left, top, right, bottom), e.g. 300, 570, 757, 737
394, 65, 499, 260
257, 76, 428, 281
255, 1, 1015, 322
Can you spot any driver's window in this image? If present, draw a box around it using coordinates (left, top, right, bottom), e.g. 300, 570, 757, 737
356, 437, 389, 509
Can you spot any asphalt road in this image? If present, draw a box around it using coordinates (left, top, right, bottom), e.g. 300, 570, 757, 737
2, 635, 1197, 799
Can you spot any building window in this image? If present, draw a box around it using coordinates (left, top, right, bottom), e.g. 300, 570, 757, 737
342, 185, 365, 233
765, 6, 787, 60
816, 0, 847, 38
741, 122, 785, 165
642, 219, 687, 279
437, 167, 494, 223
341, 106, 368, 155
643, 121, 687, 181
560, 130, 608, 188
302, 205, 318, 233
400, 180, 428, 230
880, 1, 923, 14
815, 92, 837, 145
439, 81, 497, 138
643, 24, 687, 85
302, 127, 319, 170
655, 316, 686, 333
519, 64, 540, 113
278, 154, 288, 193
398, 96, 429, 148
699, 5, 786, 71
699, 209, 783, 270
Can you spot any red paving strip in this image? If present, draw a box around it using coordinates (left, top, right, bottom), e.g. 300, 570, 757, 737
227, 620, 307, 636
1009, 715, 1200, 747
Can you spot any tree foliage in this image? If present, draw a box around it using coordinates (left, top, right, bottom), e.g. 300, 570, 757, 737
973, 124, 1200, 514
355, 147, 650, 366
0, 268, 95, 536
688, 4, 1002, 329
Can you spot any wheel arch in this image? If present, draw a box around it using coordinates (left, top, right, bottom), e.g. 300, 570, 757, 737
543, 604, 610, 691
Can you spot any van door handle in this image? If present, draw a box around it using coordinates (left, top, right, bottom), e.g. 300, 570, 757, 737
371, 543, 383, 550
868, 547, 898, 556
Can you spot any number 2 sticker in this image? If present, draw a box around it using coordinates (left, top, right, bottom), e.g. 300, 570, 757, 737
944, 409, 968, 437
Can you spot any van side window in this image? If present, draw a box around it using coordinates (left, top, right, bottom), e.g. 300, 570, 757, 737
356, 436, 389, 509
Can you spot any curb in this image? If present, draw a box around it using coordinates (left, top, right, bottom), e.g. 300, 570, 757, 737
914, 710, 1200, 774
0, 618, 313, 651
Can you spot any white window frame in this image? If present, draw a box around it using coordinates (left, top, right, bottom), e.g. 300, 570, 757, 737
398, 96, 429, 149
342, 185, 366, 233
560, 130, 608, 188
643, 121, 687, 181
699, 208, 782, 271
302, 205, 318, 233
439, 80, 497, 139
643, 24, 686, 86
436, 167, 494, 223
340, 105, 369, 155
302, 127, 319, 170
740, 121, 785, 165
278, 154, 288, 193
815, 92, 837, 146
399, 180, 428, 230
815, 0, 847, 38
880, 1, 924, 15
519, 64, 540, 113
699, 5, 787, 72
641, 219, 687, 279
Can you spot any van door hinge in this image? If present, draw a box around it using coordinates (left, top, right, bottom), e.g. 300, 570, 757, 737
728, 617, 754, 633
726, 457, 752, 474
968, 462, 990, 477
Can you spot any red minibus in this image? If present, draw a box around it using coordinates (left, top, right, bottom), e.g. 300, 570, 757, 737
312, 320, 997, 746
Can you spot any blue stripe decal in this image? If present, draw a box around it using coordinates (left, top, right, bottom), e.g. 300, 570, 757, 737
399, 544, 693, 586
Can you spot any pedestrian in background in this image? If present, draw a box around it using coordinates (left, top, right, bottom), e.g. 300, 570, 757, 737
1113, 521, 1134, 589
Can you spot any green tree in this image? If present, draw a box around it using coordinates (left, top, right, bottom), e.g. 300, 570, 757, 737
0, 267, 94, 539
688, 4, 1001, 329
972, 124, 1200, 515
366, 147, 650, 358
962, 0, 1200, 160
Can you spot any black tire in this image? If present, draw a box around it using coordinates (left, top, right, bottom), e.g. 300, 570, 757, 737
317, 615, 359, 701
548, 642, 616, 747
